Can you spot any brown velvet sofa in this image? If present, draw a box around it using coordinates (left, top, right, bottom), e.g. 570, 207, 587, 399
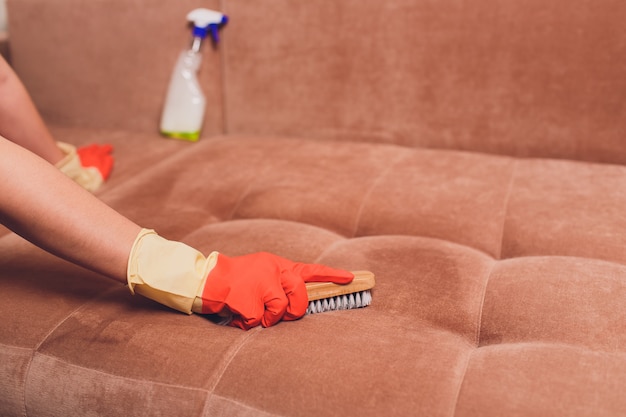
2, 1, 626, 416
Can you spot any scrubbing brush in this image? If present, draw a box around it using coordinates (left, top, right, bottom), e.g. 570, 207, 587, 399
210, 271, 376, 326
305, 270, 375, 315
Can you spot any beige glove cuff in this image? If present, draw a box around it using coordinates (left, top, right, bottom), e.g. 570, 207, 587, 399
126, 228, 218, 314
55, 141, 103, 192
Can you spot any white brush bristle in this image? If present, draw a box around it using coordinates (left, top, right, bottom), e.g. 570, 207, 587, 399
305, 290, 372, 315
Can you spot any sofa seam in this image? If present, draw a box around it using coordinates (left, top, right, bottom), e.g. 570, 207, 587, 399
21, 284, 125, 417
28, 351, 216, 392
21, 328, 262, 417
474, 260, 496, 348
351, 150, 411, 238
218, 0, 230, 136
448, 346, 476, 417
495, 159, 519, 260
448, 257, 497, 416
313, 236, 352, 265
205, 394, 286, 417
204, 327, 262, 392
227, 181, 260, 222
200, 326, 262, 414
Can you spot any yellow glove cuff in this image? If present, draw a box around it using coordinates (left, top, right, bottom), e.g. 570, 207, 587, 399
55, 141, 103, 192
126, 229, 218, 314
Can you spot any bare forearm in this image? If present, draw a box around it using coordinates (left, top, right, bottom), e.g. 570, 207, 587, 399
0, 56, 64, 164
0, 136, 140, 282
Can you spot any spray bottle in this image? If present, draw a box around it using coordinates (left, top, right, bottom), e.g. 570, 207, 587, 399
160, 8, 228, 141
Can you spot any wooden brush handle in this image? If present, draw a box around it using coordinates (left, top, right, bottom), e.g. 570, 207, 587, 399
306, 271, 375, 301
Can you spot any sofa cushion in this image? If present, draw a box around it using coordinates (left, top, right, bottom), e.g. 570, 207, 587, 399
2, 133, 626, 416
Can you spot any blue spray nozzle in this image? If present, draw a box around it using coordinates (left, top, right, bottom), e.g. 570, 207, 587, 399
192, 25, 210, 39
188, 9, 228, 43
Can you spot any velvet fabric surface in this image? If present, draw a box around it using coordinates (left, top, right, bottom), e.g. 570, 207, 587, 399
3, 0, 626, 416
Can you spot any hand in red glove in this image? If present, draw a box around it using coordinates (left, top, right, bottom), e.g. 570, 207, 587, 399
194, 252, 354, 330
127, 230, 354, 330
56, 142, 113, 192
77, 143, 114, 180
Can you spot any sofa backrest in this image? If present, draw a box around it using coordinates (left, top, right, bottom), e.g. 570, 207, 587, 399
7, 0, 626, 164
7, 0, 225, 137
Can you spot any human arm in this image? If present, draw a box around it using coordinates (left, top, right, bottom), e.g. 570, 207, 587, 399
0, 56, 65, 164
0, 135, 353, 329
0, 135, 139, 281
0, 56, 113, 190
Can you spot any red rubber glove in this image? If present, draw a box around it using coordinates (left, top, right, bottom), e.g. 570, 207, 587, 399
77, 143, 114, 180
194, 252, 354, 330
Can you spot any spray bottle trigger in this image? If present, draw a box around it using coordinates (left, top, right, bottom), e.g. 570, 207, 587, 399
209, 24, 220, 43
187, 9, 228, 43
208, 16, 228, 43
